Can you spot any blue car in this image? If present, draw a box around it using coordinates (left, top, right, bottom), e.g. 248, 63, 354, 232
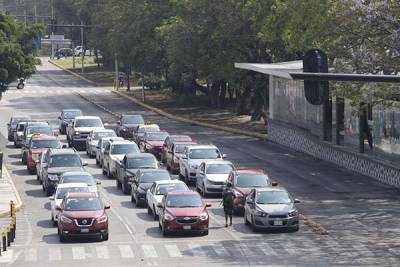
58, 109, 82, 134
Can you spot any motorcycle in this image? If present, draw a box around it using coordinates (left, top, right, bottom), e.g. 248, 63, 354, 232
16, 78, 25, 89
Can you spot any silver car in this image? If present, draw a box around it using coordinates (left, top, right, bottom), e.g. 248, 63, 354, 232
196, 160, 234, 197
86, 129, 116, 158
96, 137, 123, 166
244, 187, 300, 232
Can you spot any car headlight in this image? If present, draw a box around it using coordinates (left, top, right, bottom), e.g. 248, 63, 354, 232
96, 215, 108, 224
48, 174, 59, 181
60, 215, 72, 224
199, 212, 209, 221
288, 210, 298, 217
74, 131, 80, 135
254, 207, 267, 217
146, 144, 152, 149
189, 164, 198, 169
164, 212, 175, 221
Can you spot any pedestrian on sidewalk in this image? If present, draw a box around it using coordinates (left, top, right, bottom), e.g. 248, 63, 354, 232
222, 182, 235, 227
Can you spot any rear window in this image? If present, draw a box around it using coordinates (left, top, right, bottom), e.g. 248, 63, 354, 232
111, 144, 139, 154
49, 154, 82, 168
64, 110, 82, 119
189, 148, 220, 159
166, 195, 203, 208
156, 183, 188, 195
206, 164, 233, 174
126, 157, 157, 169
138, 126, 159, 133
62, 175, 95, 186
94, 131, 116, 140
146, 132, 169, 141
31, 140, 60, 149
171, 136, 192, 142
75, 118, 103, 127
139, 171, 170, 183
236, 174, 270, 188
174, 144, 187, 153
64, 197, 102, 211
28, 127, 53, 136
122, 115, 144, 124
56, 187, 89, 199
11, 117, 30, 125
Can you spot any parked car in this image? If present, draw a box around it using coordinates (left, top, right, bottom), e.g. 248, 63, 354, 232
41, 148, 88, 196
146, 180, 189, 220
161, 135, 192, 163
139, 131, 169, 159
95, 137, 123, 167
7, 115, 31, 141
59, 171, 101, 193
66, 116, 104, 149
244, 187, 300, 232
73, 46, 85, 56
131, 169, 171, 206
179, 145, 226, 184
25, 134, 62, 174
14, 121, 30, 148
55, 48, 73, 58
58, 109, 82, 134
226, 169, 271, 214
102, 140, 140, 179
49, 183, 89, 226
158, 191, 211, 236
36, 152, 46, 182
165, 141, 197, 174
21, 121, 51, 150
57, 192, 110, 242
115, 153, 158, 194
195, 160, 234, 197
116, 114, 144, 138
133, 124, 160, 145
86, 129, 116, 158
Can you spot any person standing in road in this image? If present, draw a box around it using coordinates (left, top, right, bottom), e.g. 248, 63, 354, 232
222, 182, 235, 227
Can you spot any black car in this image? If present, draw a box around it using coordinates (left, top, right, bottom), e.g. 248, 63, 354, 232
41, 148, 87, 196
7, 116, 31, 141
55, 48, 73, 58
130, 169, 171, 207
58, 109, 82, 134
116, 114, 144, 139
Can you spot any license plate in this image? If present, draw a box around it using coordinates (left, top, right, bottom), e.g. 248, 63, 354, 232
80, 228, 89, 233
183, 225, 191, 230
274, 220, 283, 226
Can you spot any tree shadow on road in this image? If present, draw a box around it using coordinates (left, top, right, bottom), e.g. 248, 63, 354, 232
25, 188, 45, 198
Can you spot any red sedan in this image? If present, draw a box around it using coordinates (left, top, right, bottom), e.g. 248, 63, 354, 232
140, 131, 169, 159
57, 192, 110, 242
26, 134, 62, 174
158, 191, 211, 236
226, 169, 271, 214
165, 141, 197, 174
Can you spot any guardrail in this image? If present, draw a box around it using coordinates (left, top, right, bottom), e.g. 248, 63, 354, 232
0, 201, 16, 256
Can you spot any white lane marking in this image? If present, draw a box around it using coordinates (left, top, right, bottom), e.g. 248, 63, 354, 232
119, 245, 134, 258
95, 246, 109, 259
283, 241, 299, 255
257, 242, 278, 256
188, 243, 206, 257
211, 243, 229, 257
0, 249, 14, 263
165, 244, 182, 257
235, 243, 255, 257
142, 245, 158, 258
48, 247, 62, 261
72, 247, 86, 260
24, 248, 37, 262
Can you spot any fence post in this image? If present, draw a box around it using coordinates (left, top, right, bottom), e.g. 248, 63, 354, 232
6, 228, 10, 247
2, 233, 5, 251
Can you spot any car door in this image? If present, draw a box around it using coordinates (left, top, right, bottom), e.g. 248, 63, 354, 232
245, 190, 256, 221
179, 147, 188, 175
131, 170, 140, 197
197, 163, 205, 189
103, 142, 111, 167
146, 183, 156, 211
166, 143, 174, 167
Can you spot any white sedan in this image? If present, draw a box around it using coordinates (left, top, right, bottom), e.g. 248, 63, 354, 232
49, 183, 89, 226
146, 180, 189, 220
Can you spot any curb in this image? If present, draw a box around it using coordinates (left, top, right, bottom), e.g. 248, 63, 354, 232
0, 167, 23, 218
48, 59, 101, 86
113, 90, 267, 141
78, 93, 121, 118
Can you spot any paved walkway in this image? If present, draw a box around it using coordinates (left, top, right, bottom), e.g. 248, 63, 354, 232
0, 166, 21, 231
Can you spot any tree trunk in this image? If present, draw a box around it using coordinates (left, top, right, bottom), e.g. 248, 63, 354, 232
227, 83, 233, 101
236, 86, 252, 115
210, 80, 221, 108
127, 64, 131, 91
219, 80, 227, 108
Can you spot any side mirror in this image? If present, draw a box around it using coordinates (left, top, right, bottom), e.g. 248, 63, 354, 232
246, 199, 253, 204
49, 196, 55, 200
294, 199, 300, 204
271, 181, 278, 186
157, 203, 163, 208
104, 205, 111, 209
56, 206, 62, 211
96, 180, 101, 185
82, 162, 88, 166
206, 203, 212, 208
54, 132, 59, 137
117, 121, 121, 125
96, 146, 101, 149
200, 170, 205, 175
62, 144, 68, 148
42, 163, 48, 168
158, 162, 164, 168
222, 154, 227, 159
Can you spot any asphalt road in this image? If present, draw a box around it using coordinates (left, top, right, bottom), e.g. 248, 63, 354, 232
0, 60, 399, 266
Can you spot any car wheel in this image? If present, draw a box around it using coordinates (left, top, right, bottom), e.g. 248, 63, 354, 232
36, 173, 40, 181
179, 173, 185, 180
42, 184, 45, 191
28, 167, 35, 175
202, 230, 209, 236
116, 179, 121, 189
244, 211, 250, 226
45, 187, 52, 197
162, 225, 169, 237
107, 166, 112, 178
184, 170, 189, 185
102, 233, 109, 241
102, 165, 107, 175
147, 206, 152, 215
166, 165, 170, 171
59, 230, 67, 242
52, 216, 57, 227
21, 154, 26, 164
153, 205, 158, 220
251, 216, 257, 232
122, 181, 129, 195
202, 183, 208, 198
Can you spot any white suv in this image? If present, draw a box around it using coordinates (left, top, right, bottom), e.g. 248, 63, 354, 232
102, 140, 140, 178
66, 116, 104, 149
179, 145, 226, 184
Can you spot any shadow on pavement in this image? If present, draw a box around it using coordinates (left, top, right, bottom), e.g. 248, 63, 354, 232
25, 188, 45, 198
135, 211, 154, 222
44, 202, 51, 211
120, 200, 134, 209
37, 219, 53, 229
12, 168, 28, 176
102, 185, 125, 196
25, 179, 39, 185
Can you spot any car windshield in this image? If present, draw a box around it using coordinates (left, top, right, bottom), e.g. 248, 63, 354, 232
62, 175, 95, 186
94, 131, 116, 140
126, 157, 156, 169
189, 148, 220, 159
75, 119, 103, 127
31, 140, 60, 149
166, 195, 203, 208
236, 174, 270, 188
11, 117, 30, 125
64, 111, 82, 119
138, 126, 159, 133
146, 132, 169, 141
171, 135, 192, 142
174, 144, 187, 153
111, 144, 139, 154
156, 183, 188, 195
28, 127, 53, 136
49, 155, 82, 168
122, 116, 144, 124
55, 187, 89, 199
206, 164, 233, 174
64, 197, 102, 211
256, 191, 291, 204
139, 172, 171, 183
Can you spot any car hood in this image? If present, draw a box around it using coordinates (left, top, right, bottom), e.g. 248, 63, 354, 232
62, 209, 105, 219
147, 141, 164, 147
206, 174, 229, 182
110, 154, 125, 162
123, 124, 140, 128
30, 148, 47, 154
235, 187, 253, 196
166, 207, 205, 217
55, 199, 63, 208
75, 127, 104, 132
256, 203, 294, 214
154, 195, 164, 204
188, 158, 220, 166
138, 182, 153, 191
47, 166, 84, 174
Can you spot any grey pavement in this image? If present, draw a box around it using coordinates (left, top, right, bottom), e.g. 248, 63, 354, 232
0, 59, 399, 266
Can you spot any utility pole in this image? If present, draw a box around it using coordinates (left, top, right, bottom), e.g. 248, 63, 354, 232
81, 21, 84, 73
51, 0, 55, 59
114, 52, 119, 90
141, 72, 145, 103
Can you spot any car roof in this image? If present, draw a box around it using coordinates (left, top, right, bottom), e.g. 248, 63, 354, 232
101, 136, 123, 142
154, 180, 185, 186
74, 116, 101, 120
235, 169, 267, 175
48, 148, 77, 155
187, 145, 218, 149
11, 115, 30, 119
138, 169, 169, 174
204, 160, 233, 165
31, 134, 57, 141
254, 187, 288, 193
57, 182, 89, 189
122, 114, 143, 118
62, 109, 81, 112
26, 121, 48, 126
111, 140, 136, 145
65, 192, 98, 198
167, 191, 199, 196
139, 124, 159, 128
92, 129, 115, 133
125, 153, 155, 159
61, 171, 92, 177
172, 141, 197, 146
145, 131, 168, 135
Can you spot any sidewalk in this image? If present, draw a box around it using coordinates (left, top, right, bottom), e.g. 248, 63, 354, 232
0, 166, 22, 220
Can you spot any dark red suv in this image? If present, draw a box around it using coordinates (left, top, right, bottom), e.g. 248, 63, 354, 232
158, 191, 211, 236
57, 192, 110, 242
